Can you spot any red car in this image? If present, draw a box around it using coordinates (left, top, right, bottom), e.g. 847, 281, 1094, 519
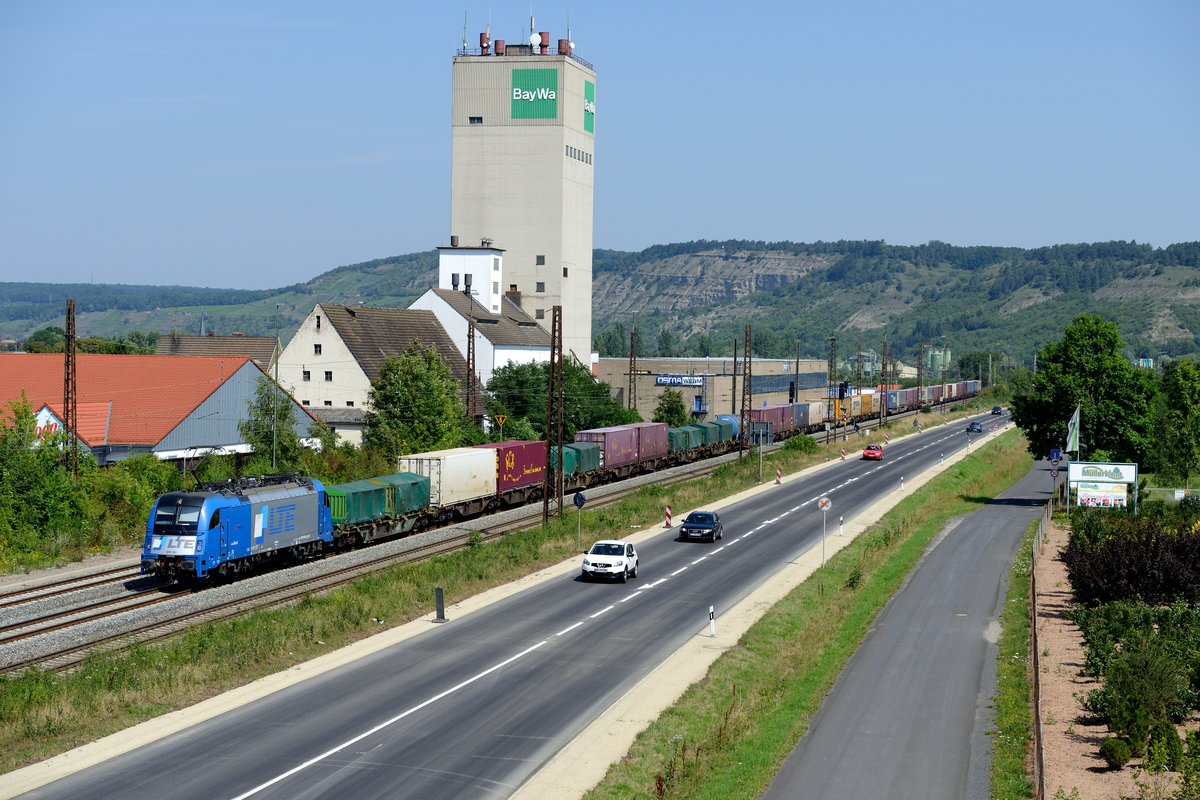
862, 444, 884, 461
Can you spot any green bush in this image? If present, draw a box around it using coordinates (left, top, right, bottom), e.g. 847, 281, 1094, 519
1100, 737, 1132, 770
782, 434, 819, 454
1148, 719, 1183, 771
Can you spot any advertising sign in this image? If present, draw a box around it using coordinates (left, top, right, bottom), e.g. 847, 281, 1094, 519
1067, 462, 1138, 484
656, 375, 703, 387
583, 80, 595, 133
33, 405, 63, 441
1076, 482, 1129, 508
511, 69, 558, 119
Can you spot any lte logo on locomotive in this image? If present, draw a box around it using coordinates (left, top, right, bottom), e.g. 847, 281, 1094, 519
267, 503, 297, 536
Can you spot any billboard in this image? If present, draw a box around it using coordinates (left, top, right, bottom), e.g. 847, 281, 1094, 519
584, 80, 595, 133
1076, 482, 1129, 508
511, 69, 558, 119
1067, 462, 1138, 484
656, 376, 703, 387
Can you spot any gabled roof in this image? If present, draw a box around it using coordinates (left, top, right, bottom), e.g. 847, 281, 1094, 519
155, 333, 278, 366
317, 304, 485, 416
0, 353, 287, 446
429, 289, 551, 349
37, 402, 113, 445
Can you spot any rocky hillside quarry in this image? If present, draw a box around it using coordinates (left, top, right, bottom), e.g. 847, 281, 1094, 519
3, 240, 1198, 365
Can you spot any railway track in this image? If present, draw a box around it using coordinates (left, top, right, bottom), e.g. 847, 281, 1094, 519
0, 457, 724, 676
0, 406, 974, 676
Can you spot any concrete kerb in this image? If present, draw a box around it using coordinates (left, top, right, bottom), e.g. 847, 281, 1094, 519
2, 421, 1002, 799
513, 424, 1006, 799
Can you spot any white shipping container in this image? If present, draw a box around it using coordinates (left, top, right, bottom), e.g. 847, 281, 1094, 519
397, 447, 497, 507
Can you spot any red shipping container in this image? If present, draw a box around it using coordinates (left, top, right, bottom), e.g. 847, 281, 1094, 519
473, 440, 547, 490
750, 405, 787, 430
630, 422, 669, 460
574, 425, 640, 469
764, 404, 795, 433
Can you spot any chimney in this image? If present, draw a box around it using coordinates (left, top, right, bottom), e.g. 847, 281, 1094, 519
463, 273, 473, 296
451, 273, 460, 291
479, 31, 490, 55
506, 284, 522, 308
539, 31, 549, 55
495, 39, 506, 56
450, 234, 459, 247
557, 39, 570, 55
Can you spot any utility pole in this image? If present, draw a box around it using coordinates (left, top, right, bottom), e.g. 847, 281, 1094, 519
988, 352, 993, 388
542, 306, 564, 523
731, 338, 738, 415
466, 318, 476, 425
63, 299, 78, 477
916, 343, 927, 409
627, 328, 638, 411
879, 339, 888, 428
826, 335, 837, 443
738, 325, 752, 457
272, 304, 282, 470
854, 340, 862, 393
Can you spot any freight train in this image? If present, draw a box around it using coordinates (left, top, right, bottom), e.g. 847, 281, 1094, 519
141, 380, 980, 582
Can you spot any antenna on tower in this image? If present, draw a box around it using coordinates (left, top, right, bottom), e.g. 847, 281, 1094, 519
461, 11, 467, 51
566, 12, 573, 49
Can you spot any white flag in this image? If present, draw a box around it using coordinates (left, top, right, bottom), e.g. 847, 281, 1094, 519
1066, 405, 1080, 453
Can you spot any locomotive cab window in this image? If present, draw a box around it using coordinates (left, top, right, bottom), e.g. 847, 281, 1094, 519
208, 509, 220, 529
153, 495, 204, 534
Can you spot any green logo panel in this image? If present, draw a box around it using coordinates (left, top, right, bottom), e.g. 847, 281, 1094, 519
511, 69, 558, 119
584, 80, 595, 134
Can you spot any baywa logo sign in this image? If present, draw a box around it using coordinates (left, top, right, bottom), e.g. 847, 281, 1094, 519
584, 80, 595, 134
512, 69, 558, 119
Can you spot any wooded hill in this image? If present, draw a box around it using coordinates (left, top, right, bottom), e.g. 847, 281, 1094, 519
3, 240, 1198, 368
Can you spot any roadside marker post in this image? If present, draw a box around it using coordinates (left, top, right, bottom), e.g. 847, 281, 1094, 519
840, 447, 845, 461
818, 496, 832, 566
709, 605, 716, 638
774, 466, 781, 485
664, 505, 672, 528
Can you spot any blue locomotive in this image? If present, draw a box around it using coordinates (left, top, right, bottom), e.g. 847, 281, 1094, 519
141, 474, 332, 581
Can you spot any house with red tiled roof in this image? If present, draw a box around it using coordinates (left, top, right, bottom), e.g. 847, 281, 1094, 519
0, 353, 316, 465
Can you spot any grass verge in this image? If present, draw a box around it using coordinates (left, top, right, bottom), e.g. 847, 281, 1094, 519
583, 430, 1034, 799
0, 409, 990, 775
992, 520, 1036, 799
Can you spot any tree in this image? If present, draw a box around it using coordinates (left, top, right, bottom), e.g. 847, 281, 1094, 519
1010, 314, 1156, 463
487, 360, 639, 440
593, 323, 627, 358
24, 326, 65, 352
363, 345, 472, 460
652, 389, 688, 428
1154, 358, 1200, 488
238, 375, 303, 470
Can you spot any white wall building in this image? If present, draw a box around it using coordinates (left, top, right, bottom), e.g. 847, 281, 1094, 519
450, 29, 596, 365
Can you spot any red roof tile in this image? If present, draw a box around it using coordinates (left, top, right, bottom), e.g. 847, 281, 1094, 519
0, 353, 257, 446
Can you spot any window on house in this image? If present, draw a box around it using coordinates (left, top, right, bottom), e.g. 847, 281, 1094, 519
324, 371, 333, 381
313, 344, 322, 355
346, 401, 355, 407
535, 309, 545, 319
316, 315, 321, 331
469, 116, 483, 124
536, 281, 545, 293
536, 255, 545, 265
493, 258, 500, 271
563, 267, 568, 278
302, 370, 311, 382
492, 281, 499, 294
302, 400, 310, 406
324, 400, 332, 406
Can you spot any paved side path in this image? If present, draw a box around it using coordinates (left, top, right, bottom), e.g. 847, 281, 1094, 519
760, 463, 1052, 800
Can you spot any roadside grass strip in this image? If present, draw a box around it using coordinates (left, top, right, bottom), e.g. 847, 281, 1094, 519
992, 521, 1036, 800
0, 408, 991, 775
584, 432, 1033, 800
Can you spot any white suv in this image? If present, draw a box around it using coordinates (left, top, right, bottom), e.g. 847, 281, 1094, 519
581, 540, 639, 583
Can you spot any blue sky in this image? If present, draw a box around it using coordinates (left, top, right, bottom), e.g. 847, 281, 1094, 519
2, 1, 1197, 290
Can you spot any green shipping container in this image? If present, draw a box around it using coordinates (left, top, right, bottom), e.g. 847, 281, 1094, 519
667, 428, 688, 453
369, 473, 431, 516
548, 445, 578, 477
712, 419, 734, 443
326, 480, 388, 527
566, 442, 601, 474
684, 423, 720, 446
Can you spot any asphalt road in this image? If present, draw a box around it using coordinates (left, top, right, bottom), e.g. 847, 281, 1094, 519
761, 458, 1051, 800
18, 416, 1009, 800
